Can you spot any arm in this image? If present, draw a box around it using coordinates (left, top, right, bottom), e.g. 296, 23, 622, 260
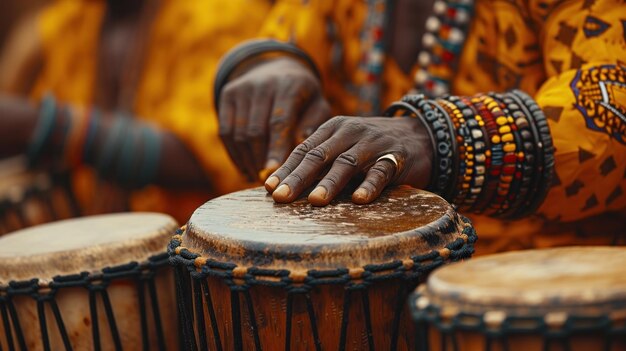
0, 95, 210, 189
265, 0, 626, 222
0, 11, 43, 95
215, 0, 341, 180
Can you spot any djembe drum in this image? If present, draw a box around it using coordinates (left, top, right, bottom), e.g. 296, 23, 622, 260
0, 156, 80, 235
0, 213, 179, 351
169, 186, 477, 351
410, 247, 626, 351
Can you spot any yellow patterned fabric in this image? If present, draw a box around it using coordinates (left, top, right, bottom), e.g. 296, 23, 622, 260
32, 0, 272, 222
258, 0, 626, 252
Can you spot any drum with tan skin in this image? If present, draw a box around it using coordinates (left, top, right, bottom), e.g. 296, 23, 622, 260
410, 247, 626, 351
0, 156, 79, 235
0, 213, 179, 351
170, 186, 477, 351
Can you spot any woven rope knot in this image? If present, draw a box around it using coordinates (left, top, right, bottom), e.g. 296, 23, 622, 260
288, 271, 307, 283
232, 267, 248, 279
194, 257, 207, 269
348, 268, 365, 279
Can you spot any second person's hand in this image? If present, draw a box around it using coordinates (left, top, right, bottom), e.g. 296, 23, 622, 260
218, 57, 331, 181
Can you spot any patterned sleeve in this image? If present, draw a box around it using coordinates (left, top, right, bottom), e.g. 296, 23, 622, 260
530, 0, 626, 221
450, 0, 626, 221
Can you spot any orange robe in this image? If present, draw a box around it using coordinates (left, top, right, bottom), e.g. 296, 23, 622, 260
31, 0, 274, 223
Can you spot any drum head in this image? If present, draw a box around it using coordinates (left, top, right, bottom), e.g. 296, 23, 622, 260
184, 186, 469, 269
423, 246, 626, 315
0, 212, 178, 281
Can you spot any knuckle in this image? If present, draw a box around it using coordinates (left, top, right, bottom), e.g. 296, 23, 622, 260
269, 114, 291, 129
291, 142, 312, 157
336, 153, 359, 167
370, 164, 392, 181
246, 125, 265, 139
321, 174, 339, 188
304, 146, 328, 163
233, 130, 247, 143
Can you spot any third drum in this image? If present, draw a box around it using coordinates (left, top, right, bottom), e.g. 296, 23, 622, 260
169, 186, 477, 351
410, 246, 626, 351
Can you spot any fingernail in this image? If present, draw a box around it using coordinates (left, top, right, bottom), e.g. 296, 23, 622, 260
264, 176, 280, 192
273, 184, 291, 199
309, 186, 328, 200
352, 187, 370, 203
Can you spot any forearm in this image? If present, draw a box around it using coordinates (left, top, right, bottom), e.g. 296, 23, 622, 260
13, 96, 210, 189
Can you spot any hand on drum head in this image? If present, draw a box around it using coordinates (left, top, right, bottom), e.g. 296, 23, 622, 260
264, 116, 434, 206
218, 57, 331, 182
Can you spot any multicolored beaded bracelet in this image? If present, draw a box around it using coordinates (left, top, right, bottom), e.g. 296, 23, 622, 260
385, 90, 554, 218
509, 90, 555, 218
489, 92, 536, 217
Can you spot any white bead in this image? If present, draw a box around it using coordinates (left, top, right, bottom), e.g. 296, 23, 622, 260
422, 32, 436, 48
433, 82, 448, 96
475, 166, 485, 175
369, 49, 384, 64
455, 9, 469, 23
474, 175, 484, 186
418, 51, 431, 66
425, 16, 441, 32
433, 1, 447, 14
448, 28, 465, 44
471, 129, 483, 139
414, 69, 429, 84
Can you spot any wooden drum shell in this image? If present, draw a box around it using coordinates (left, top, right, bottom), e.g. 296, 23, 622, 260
410, 247, 626, 351
171, 186, 478, 351
0, 213, 179, 351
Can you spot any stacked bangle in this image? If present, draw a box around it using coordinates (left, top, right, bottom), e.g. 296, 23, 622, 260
27, 96, 57, 168
384, 90, 555, 218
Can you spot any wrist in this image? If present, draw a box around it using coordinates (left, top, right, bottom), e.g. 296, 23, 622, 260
214, 39, 320, 111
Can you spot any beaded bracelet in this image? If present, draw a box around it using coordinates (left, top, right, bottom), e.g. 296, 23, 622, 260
509, 90, 555, 218
27, 96, 57, 168
137, 125, 162, 188
116, 120, 141, 187
489, 92, 536, 218
96, 116, 130, 178
399, 95, 457, 200
446, 96, 489, 210
82, 109, 102, 164
384, 90, 554, 218
436, 98, 470, 202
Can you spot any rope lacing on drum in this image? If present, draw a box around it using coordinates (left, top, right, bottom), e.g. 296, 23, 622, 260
409, 287, 626, 351
169, 215, 478, 351
0, 253, 169, 351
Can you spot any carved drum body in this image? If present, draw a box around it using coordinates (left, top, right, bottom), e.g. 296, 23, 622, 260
170, 187, 477, 350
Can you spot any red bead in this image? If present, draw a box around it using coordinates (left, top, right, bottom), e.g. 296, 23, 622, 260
515, 171, 522, 179
373, 27, 383, 41
503, 154, 517, 163
367, 72, 376, 82
503, 166, 516, 175
426, 80, 435, 89
442, 51, 454, 62
491, 169, 501, 176
447, 7, 457, 18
